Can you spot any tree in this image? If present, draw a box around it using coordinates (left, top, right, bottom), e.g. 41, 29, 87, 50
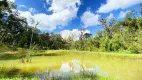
29, 18, 40, 48
83, 33, 92, 40
49, 34, 66, 49
0, 0, 27, 47
125, 10, 136, 20
79, 27, 85, 50
38, 32, 50, 49
99, 19, 112, 38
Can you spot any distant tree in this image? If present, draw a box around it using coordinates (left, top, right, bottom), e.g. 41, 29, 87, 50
99, 18, 112, 38
29, 18, 40, 48
49, 34, 65, 49
79, 27, 85, 50
125, 10, 136, 20
83, 33, 92, 40
38, 32, 50, 49
64, 33, 75, 50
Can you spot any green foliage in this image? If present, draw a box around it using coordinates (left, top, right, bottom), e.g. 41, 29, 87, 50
108, 34, 123, 51
99, 36, 109, 51
0, 1, 142, 54
90, 9, 142, 53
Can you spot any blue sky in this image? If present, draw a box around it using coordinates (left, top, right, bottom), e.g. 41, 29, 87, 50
10, 0, 142, 39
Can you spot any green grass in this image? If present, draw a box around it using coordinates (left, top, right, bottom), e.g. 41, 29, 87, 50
0, 77, 39, 80
0, 50, 142, 80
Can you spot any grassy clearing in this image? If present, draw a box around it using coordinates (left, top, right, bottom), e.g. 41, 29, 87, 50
0, 50, 142, 80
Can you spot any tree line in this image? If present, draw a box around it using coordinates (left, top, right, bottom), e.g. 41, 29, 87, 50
0, 0, 142, 53
0, 0, 67, 50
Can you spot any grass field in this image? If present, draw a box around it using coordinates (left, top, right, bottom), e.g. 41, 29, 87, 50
0, 50, 142, 80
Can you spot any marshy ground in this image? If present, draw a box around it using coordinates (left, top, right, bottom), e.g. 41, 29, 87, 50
0, 50, 142, 80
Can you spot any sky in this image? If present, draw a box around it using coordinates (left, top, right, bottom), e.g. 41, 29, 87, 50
8, 0, 142, 40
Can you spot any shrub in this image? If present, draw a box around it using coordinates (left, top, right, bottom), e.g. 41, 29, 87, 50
108, 40, 122, 51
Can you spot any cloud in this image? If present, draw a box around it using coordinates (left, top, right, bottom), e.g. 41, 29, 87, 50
18, 11, 33, 25
106, 13, 114, 20
19, 0, 81, 31
118, 11, 129, 19
81, 11, 100, 28
47, 0, 81, 13
29, 8, 37, 13
60, 29, 90, 41
46, 0, 51, 4
19, 5, 27, 8
7, 0, 15, 2
97, 0, 142, 13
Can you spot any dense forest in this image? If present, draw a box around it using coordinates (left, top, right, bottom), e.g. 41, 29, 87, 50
1, 0, 142, 54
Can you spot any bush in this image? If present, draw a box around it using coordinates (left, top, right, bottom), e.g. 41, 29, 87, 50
99, 37, 109, 52
128, 45, 139, 54
108, 40, 122, 51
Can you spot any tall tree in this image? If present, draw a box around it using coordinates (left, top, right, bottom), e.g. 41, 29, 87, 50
29, 18, 40, 48
99, 18, 112, 38
79, 27, 85, 50
83, 33, 92, 40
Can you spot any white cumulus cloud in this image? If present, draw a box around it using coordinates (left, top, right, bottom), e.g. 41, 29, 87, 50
29, 8, 37, 13
97, 0, 142, 13
106, 13, 114, 20
118, 11, 129, 19
60, 29, 90, 41
47, 0, 81, 13
19, 0, 81, 31
18, 11, 33, 25
81, 11, 100, 28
